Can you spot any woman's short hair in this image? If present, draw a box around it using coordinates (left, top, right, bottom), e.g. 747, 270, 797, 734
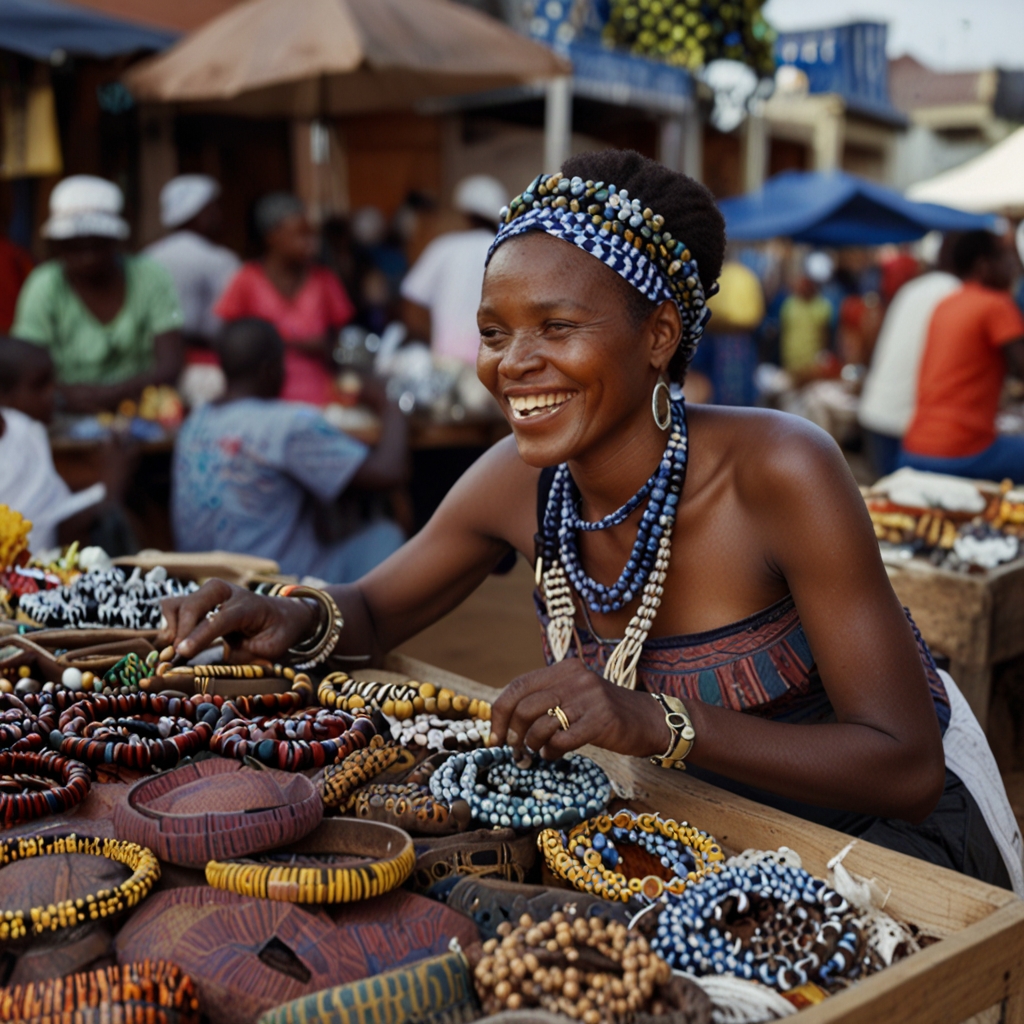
559, 150, 726, 381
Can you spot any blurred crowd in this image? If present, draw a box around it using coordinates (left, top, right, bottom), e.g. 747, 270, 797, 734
2, 165, 1024, 581
694, 226, 1024, 481
0, 169, 512, 581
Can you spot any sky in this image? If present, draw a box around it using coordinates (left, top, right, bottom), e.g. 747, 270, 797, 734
763, 0, 1024, 71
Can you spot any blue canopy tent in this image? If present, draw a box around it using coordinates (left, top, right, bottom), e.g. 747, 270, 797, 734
0, 0, 177, 61
718, 170, 997, 246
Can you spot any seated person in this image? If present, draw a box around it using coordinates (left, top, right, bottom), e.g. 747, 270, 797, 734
12, 176, 184, 414
901, 231, 1024, 481
215, 194, 354, 406
0, 337, 133, 551
162, 152, 1020, 892
172, 318, 406, 583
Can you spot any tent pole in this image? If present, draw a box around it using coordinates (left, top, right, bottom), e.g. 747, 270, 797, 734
544, 76, 572, 171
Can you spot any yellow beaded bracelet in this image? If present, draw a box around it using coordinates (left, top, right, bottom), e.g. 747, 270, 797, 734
0, 833, 160, 940
204, 818, 415, 904
538, 809, 723, 903
318, 673, 492, 722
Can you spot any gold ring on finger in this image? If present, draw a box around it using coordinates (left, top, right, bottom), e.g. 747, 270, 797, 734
547, 705, 570, 731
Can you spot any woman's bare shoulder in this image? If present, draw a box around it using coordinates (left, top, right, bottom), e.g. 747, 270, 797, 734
689, 405, 855, 510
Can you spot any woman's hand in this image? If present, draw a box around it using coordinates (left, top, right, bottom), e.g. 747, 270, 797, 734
158, 579, 317, 662
490, 660, 672, 761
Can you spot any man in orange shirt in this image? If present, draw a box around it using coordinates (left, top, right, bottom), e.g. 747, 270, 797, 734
901, 231, 1024, 481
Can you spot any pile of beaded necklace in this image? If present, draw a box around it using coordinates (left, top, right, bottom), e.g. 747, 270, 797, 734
0, 961, 201, 1024
0, 750, 91, 826
430, 746, 611, 832
0, 693, 58, 753
0, 833, 159, 940
538, 809, 723, 904
538, 398, 688, 689
52, 693, 218, 769
653, 856, 865, 992
209, 705, 381, 770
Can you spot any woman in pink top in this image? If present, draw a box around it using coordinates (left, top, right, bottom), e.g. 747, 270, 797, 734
216, 194, 354, 405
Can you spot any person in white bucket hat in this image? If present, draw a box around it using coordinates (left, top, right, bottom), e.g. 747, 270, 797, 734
145, 175, 240, 348
12, 175, 183, 413
401, 174, 509, 365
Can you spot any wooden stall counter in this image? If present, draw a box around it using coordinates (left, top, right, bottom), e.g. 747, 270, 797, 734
379, 653, 1024, 1024
882, 554, 1024, 727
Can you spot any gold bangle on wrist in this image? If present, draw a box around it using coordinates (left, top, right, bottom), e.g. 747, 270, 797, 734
649, 693, 695, 771
279, 585, 344, 669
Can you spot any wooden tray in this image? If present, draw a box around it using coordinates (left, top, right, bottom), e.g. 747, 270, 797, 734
382, 654, 1024, 1024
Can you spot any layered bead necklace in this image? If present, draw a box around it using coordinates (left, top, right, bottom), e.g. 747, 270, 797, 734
537, 397, 688, 689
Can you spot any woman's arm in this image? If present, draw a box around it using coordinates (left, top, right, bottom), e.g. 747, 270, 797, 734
160, 437, 537, 662
491, 418, 946, 824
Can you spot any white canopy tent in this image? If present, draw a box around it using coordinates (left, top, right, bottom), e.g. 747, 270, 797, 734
907, 127, 1024, 216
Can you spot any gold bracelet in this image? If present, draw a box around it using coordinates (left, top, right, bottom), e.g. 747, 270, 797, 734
280, 585, 344, 669
650, 693, 695, 770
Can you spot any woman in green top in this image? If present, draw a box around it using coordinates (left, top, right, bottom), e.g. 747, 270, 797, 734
12, 176, 184, 414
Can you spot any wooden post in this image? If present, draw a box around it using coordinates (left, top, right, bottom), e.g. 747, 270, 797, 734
658, 116, 684, 172
137, 104, 177, 246
544, 76, 573, 172
683, 108, 703, 182
742, 112, 768, 193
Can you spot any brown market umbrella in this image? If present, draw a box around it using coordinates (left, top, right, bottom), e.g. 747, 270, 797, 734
122, 0, 570, 117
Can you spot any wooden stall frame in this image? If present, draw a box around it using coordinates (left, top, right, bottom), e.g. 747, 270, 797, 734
384, 653, 1024, 1024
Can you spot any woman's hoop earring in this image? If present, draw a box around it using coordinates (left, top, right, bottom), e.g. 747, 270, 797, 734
652, 379, 672, 431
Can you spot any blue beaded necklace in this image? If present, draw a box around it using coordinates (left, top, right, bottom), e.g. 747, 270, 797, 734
536, 398, 688, 688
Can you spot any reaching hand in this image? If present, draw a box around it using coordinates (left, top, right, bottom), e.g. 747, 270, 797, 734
490, 660, 671, 761
157, 579, 317, 662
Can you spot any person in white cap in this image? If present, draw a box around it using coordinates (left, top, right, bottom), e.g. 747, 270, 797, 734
144, 175, 240, 346
400, 174, 509, 365
12, 175, 183, 413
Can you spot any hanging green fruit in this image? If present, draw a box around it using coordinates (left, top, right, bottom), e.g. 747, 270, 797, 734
603, 0, 776, 75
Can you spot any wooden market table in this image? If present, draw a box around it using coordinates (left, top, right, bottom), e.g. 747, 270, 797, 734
380, 652, 1024, 1024
882, 554, 1024, 727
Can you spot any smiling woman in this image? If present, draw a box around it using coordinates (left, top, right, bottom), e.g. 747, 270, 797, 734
160, 150, 1018, 892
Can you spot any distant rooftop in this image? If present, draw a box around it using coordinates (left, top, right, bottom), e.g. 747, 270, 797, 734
888, 55, 984, 111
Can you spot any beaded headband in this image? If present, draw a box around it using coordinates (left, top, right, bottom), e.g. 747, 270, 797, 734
487, 171, 718, 357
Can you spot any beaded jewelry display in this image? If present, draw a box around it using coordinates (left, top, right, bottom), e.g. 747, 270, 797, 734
17, 567, 197, 629
473, 911, 677, 1022
103, 651, 159, 693
318, 672, 417, 714
387, 712, 491, 753
318, 672, 493, 722
430, 747, 611, 832
52, 693, 218, 769
0, 960, 201, 1024
539, 810, 723, 903
536, 398, 688, 689
205, 818, 415, 905
0, 833, 160, 940
351, 781, 470, 835
0, 750, 91, 826
210, 706, 381, 770
0, 693, 57, 753
152, 660, 313, 702
653, 857, 866, 991
321, 737, 409, 810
